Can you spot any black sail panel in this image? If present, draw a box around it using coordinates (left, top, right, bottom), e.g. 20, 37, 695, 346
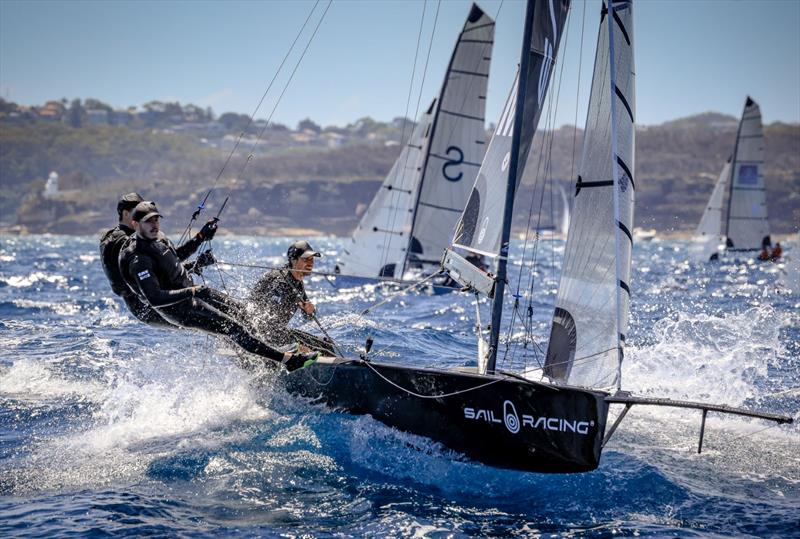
453, 0, 571, 258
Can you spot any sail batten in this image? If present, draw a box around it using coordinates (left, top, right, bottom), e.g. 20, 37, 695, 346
545, 0, 635, 390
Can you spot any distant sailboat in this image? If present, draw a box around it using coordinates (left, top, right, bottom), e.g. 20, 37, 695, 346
286, 0, 791, 473
692, 97, 770, 261
335, 4, 495, 283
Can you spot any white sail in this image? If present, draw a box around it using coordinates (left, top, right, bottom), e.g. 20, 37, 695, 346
407, 4, 495, 268
691, 158, 730, 261
545, 0, 635, 390
452, 0, 571, 258
725, 97, 770, 251
336, 106, 434, 279
697, 159, 731, 238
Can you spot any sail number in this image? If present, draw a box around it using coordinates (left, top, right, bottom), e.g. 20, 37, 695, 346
443, 146, 464, 182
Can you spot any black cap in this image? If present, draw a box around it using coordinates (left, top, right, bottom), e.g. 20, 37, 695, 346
117, 192, 144, 215
287, 240, 321, 260
131, 201, 162, 222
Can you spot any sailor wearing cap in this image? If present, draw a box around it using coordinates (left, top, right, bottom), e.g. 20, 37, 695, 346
248, 240, 333, 354
118, 202, 317, 371
100, 193, 172, 326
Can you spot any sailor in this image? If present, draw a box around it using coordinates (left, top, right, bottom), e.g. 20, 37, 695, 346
99, 193, 171, 326
119, 201, 317, 371
771, 242, 783, 261
101, 192, 217, 326
758, 247, 770, 261
248, 240, 333, 354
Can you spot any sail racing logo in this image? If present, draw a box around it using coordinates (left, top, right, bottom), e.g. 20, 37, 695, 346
464, 400, 594, 436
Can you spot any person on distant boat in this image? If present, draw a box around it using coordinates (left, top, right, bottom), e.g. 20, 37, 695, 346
119, 201, 317, 371
100, 192, 173, 327
770, 242, 782, 261
248, 240, 334, 355
758, 247, 770, 261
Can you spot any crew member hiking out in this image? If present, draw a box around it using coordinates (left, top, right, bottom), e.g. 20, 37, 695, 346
119, 201, 317, 371
248, 240, 334, 355
101, 192, 217, 326
100, 192, 172, 327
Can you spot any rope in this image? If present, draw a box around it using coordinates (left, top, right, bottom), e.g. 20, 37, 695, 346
360, 360, 506, 399
178, 0, 325, 245
359, 270, 443, 316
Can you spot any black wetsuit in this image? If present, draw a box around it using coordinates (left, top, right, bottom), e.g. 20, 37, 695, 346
99, 224, 172, 327
119, 232, 285, 363
248, 268, 334, 355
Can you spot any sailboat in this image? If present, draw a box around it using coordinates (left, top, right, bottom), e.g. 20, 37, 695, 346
285, 0, 791, 473
692, 97, 771, 261
334, 4, 495, 287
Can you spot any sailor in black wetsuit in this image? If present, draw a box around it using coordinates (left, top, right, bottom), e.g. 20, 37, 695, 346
100, 192, 215, 326
119, 201, 316, 371
248, 240, 334, 355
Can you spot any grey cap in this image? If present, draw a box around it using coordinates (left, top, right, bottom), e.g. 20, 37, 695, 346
131, 201, 162, 222
287, 240, 321, 260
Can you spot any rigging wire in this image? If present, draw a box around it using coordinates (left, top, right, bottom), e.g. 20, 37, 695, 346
375, 0, 429, 274
233, 0, 334, 186
178, 0, 325, 245
389, 0, 444, 277
498, 3, 574, 370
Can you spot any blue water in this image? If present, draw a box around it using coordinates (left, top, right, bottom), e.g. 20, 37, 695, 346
1, 235, 798, 537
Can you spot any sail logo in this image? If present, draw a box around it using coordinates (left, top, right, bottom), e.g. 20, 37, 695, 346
442, 146, 465, 182
463, 401, 594, 436
537, 0, 558, 106
501, 151, 510, 172
477, 216, 490, 244
503, 400, 520, 433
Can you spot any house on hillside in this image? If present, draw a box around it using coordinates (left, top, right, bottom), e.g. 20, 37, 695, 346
86, 109, 109, 125
37, 101, 65, 122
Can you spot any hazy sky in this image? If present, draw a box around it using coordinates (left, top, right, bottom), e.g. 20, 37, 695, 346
1, 0, 798, 129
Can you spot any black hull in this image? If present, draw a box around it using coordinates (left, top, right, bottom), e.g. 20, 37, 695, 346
284, 359, 609, 473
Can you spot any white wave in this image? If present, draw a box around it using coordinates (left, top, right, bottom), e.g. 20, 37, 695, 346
0, 359, 105, 402
1, 271, 67, 288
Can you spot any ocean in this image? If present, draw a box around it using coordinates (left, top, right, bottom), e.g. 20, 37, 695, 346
1, 235, 798, 537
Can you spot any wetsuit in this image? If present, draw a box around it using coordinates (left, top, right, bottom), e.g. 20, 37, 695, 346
119, 233, 287, 365
99, 223, 173, 327
248, 268, 334, 355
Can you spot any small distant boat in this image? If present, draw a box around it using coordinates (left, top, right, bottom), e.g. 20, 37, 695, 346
692, 97, 770, 261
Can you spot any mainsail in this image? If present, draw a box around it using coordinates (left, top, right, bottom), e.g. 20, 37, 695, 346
336, 105, 435, 279
338, 4, 495, 279
452, 0, 570, 259
725, 97, 770, 251
407, 4, 496, 268
545, 0, 636, 390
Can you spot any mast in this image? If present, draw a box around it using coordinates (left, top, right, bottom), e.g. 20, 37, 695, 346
606, 0, 624, 390
486, 0, 537, 374
723, 99, 747, 244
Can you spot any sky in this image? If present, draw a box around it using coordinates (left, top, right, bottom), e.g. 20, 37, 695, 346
1, 0, 799, 129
